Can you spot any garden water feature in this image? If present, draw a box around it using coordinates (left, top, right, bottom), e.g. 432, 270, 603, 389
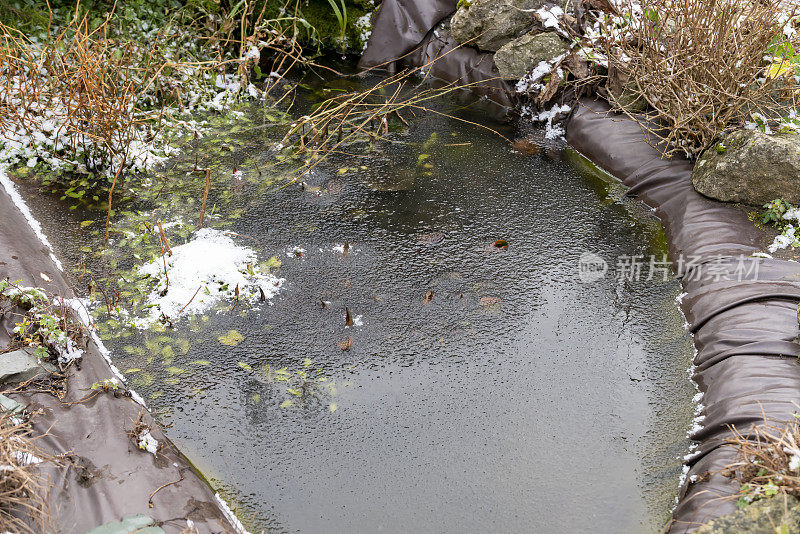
14, 75, 696, 533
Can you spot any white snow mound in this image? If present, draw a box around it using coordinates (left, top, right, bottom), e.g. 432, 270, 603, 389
139, 228, 283, 324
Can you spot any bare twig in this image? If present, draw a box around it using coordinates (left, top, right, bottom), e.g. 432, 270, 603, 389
197, 168, 211, 229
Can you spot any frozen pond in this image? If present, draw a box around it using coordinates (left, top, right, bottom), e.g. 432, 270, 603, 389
18, 76, 695, 533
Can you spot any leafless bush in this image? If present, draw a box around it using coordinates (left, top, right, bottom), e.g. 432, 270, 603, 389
0, 1, 313, 178
1, 13, 181, 176
597, 0, 799, 157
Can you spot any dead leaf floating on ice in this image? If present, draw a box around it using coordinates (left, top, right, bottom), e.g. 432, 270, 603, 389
416, 231, 445, 245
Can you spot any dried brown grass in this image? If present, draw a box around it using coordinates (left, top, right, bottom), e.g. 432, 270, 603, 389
0, 0, 317, 242
0, 412, 53, 534
0, 0, 315, 174
723, 419, 800, 503
599, 0, 799, 157
1, 12, 165, 172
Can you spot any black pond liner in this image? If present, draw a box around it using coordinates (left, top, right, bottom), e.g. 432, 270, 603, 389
0, 185, 236, 533
363, 1, 800, 531
358, 0, 513, 107
567, 100, 800, 532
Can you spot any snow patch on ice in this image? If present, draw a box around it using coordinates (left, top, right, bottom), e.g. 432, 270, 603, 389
138, 228, 283, 324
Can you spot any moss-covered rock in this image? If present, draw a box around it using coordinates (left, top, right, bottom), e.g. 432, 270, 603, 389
493, 31, 570, 79
692, 129, 800, 206
695, 496, 800, 533
450, 0, 547, 52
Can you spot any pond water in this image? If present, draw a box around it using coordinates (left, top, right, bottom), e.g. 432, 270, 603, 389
17, 74, 695, 533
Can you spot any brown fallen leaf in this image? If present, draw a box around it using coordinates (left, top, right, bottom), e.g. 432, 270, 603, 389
493, 239, 509, 250
562, 13, 579, 32
423, 290, 434, 304
327, 179, 344, 194
564, 52, 589, 80
582, 0, 617, 14
511, 139, 540, 155
479, 296, 502, 307
536, 68, 563, 106
339, 337, 353, 351
416, 231, 446, 245
345, 307, 353, 326
320, 298, 330, 309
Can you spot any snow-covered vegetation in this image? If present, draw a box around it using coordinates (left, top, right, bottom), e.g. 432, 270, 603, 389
0, 279, 86, 365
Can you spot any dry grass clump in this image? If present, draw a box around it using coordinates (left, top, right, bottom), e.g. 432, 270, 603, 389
723, 419, 800, 508
0, 412, 53, 534
1, 12, 169, 174
0, 1, 312, 179
597, 0, 799, 157
0, 1, 318, 238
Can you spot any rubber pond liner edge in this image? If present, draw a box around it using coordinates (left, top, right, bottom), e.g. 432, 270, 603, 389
566, 99, 800, 532
359, 0, 800, 529
0, 169, 243, 533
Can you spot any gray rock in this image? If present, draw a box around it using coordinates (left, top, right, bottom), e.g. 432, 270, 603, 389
0, 394, 25, 415
692, 130, 800, 206
695, 496, 800, 533
450, 0, 547, 52
0, 349, 54, 384
86, 515, 164, 534
493, 32, 570, 80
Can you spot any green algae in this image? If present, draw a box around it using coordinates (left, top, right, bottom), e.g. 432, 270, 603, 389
219, 330, 245, 347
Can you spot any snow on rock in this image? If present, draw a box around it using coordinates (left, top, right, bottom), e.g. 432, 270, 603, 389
536, 6, 568, 37
138, 228, 283, 324
515, 56, 564, 94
